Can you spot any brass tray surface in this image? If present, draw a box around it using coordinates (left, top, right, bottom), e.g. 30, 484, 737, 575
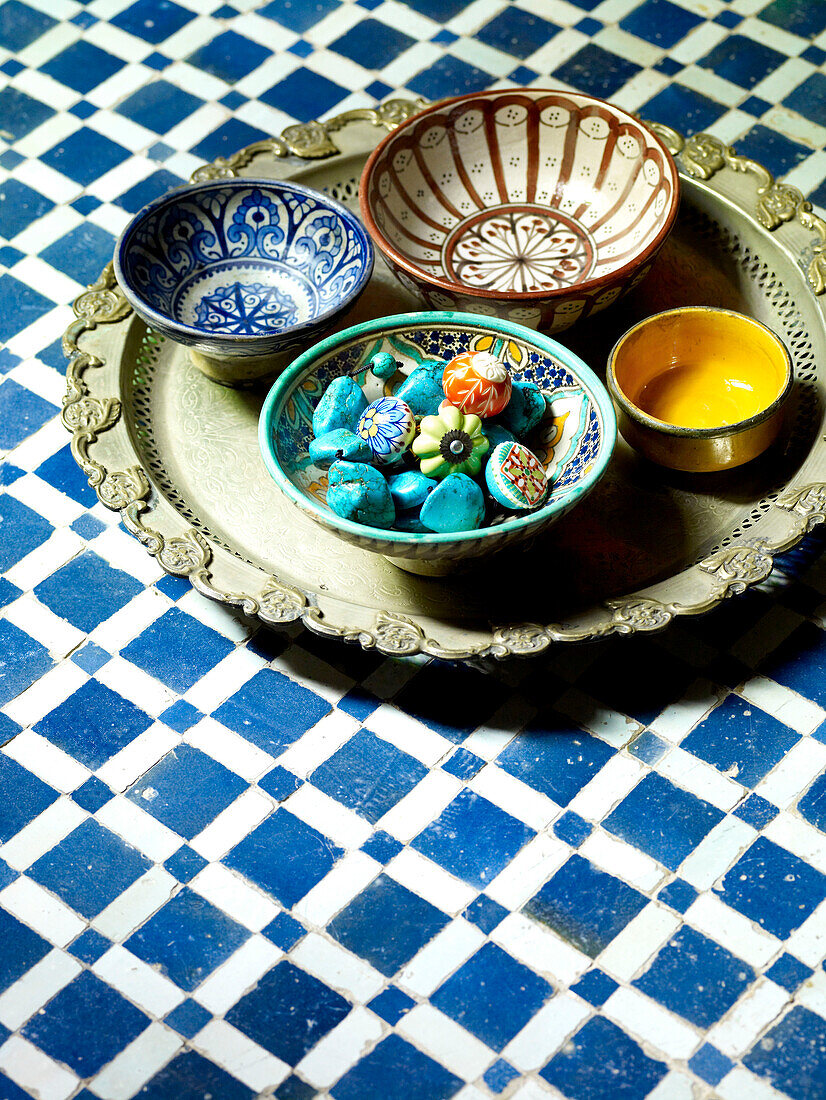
63, 101, 826, 659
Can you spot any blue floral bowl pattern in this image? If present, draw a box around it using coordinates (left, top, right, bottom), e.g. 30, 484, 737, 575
114, 179, 373, 383
259, 312, 617, 568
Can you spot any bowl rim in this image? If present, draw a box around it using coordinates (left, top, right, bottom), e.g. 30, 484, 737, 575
606, 305, 794, 439
113, 176, 374, 348
358, 88, 681, 304
258, 311, 618, 547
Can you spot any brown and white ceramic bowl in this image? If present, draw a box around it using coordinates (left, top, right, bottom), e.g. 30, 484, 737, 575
360, 89, 680, 333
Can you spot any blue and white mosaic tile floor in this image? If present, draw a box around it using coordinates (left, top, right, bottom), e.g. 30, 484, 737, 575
3, 0, 826, 1097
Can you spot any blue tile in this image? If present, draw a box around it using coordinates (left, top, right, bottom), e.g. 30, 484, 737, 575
657, 878, 698, 914
163, 845, 208, 884
734, 124, 811, 181
688, 1043, 733, 1086
41, 128, 130, 187
509, 64, 538, 84
641, 83, 726, 134
715, 836, 826, 938
287, 40, 313, 58
0, 380, 56, 448
604, 773, 724, 871
117, 80, 202, 133
0, 906, 50, 993
0, 0, 56, 50
0, 85, 52, 142
0, 179, 54, 239
484, 1060, 520, 1093
128, 744, 246, 840
784, 73, 826, 126
260, 68, 348, 124
462, 893, 508, 934
407, 54, 494, 104
112, 0, 195, 43
0, 462, 23, 487
682, 694, 799, 787
699, 34, 786, 90
715, 10, 742, 28
71, 10, 97, 26
759, 0, 826, 38
337, 686, 380, 721
620, 0, 702, 47
627, 731, 668, 764
154, 571, 190, 599
442, 747, 485, 780
332, 18, 414, 65
259, 765, 302, 802
766, 953, 813, 993
0, 754, 56, 843
412, 788, 534, 888
41, 40, 124, 94
68, 928, 111, 965
225, 808, 341, 906
635, 925, 755, 1028
159, 699, 203, 733
331, 1034, 461, 1100
395, 663, 507, 743
213, 668, 330, 755
188, 30, 270, 83
137, 1050, 253, 1100
0, 619, 53, 709
477, 6, 558, 58
70, 642, 111, 675
741, 94, 772, 117
126, 887, 249, 990
571, 969, 618, 1008
328, 873, 449, 976
0, 244, 23, 267
553, 811, 593, 848
35, 445, 97, 506
574, 17, 601, 34
745, 1006, 826, 1098
433, 942, 554, 1051
262, 911, 306, 951
122, 607, 235, 692
552, 42, 642, 99
71, 516, 105, 545
71, 777, 114, 813
0, 495, 52, 571
799, 770, 826, 832
497, 723, 612, 805
802, 45, 826, 65
220, 90, 248, 109
39, 223, 117, 287
29, 818, 152, 918
541, 1016, 667, 1100
360, 829, 403, 863
69, 99, 97, 119
0, 858, 17, 889
311, 728, 427, 824
0, 278, 54, 346
397, 0, 466, 16
143, 51, 171, 70
259, 0, 338, 33
367, 986, 415, 1026
226, 961, 350, 1064
164, 998, 212, 1039
365, 79, 393, 101
37, 679, 152, 769
0, 577, 21, 612
524, 855, 648, 957
22, 970, 149, 1075
35, 551, 142, 633
275, 1078, 316, 1100
0, 134, 27, 157
734, 793, 778, 830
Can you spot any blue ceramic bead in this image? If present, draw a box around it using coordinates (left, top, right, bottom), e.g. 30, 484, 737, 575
386, 471, 436, 511
499, 380, 546, 438
420, 473, 485, 533
394, 367, 445, 418
357, 396, 415, 465
312, 376, 368, 437
327, 461, 395, 528
370, 351, 399, 380
485, 441, 549, 510
309, 429, 372, 467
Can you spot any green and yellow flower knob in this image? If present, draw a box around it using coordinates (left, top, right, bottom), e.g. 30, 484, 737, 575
412, 403, 489, 479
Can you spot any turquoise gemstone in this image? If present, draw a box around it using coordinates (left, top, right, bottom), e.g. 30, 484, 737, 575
309, 429, 372, 467
327, 461, 395, 529
394, 366, 445, 418
369, 351, 399, 380
499, 380, 546, 438
420, 472, 484, 533
312, 376, 368, 437
387, 471, 436, 510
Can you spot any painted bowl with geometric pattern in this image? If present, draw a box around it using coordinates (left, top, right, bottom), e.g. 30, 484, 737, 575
360, 89, 680, 335
114, 178, 373, 387
258, 312, 617, 575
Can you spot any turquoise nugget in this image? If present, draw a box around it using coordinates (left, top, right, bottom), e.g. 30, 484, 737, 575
312, 376, 368, 437
420, 472, 484, 533
327, 461, 395, 529
309, 429, 372, 467
387, 470, 436, 511
394, 366, 445, 418
499, 380, 546, 438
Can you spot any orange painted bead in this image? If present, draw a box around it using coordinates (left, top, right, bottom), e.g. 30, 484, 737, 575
442, 350, 512, 418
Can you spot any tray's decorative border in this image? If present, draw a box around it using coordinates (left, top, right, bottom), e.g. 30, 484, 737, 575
62, 103, 826, 659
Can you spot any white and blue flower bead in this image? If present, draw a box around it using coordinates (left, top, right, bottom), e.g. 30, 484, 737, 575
357, 396, 415, 465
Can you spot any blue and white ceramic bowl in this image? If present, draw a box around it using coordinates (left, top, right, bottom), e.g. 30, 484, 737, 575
114, 178, 373, 386
259, 312, 617, 574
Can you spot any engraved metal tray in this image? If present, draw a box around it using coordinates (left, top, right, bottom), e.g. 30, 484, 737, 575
63, 101, 826, 659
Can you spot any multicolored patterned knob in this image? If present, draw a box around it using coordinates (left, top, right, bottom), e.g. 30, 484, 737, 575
485, 441, 549, 509
357, 396, 415, 465
442, 350, 512, 418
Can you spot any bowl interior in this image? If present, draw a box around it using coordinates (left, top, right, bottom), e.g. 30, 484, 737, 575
267, 317, 613, 543
364, 90, 677, 296
119, 182, 371, 337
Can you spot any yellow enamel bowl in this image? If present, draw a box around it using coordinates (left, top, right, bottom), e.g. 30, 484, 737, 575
606, 307, 793, 473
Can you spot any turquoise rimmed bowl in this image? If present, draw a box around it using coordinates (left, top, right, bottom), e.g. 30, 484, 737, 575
258, 312, 617, 574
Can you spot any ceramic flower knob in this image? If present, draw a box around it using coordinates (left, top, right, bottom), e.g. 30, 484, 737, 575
485, 441, 549, 509
357, 396, 415, 464
412, 403, 489, 479
442, 350, 512, 418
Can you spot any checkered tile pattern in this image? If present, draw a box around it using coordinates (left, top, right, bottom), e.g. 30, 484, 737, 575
2, 0, 826, 1097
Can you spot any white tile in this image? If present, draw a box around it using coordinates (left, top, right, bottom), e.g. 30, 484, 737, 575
686, 894, 779, 968
1, 797, 86, 871
679, 816, 757, 890
504, 992, 590, 1072
291, 933, 384, 1003
96, 796, 181, 862
298, 1007, 384, 1089
192, 863, 278, 932
275, 709, 361, 777
269, 648, 353, 707
398, 1005, 494, 1080
7, 474, 82, 531
0, 949, 81, 1031
92, 866, 176, 942
647, 1071, 696, 1100
89, 585, 169, 651
96, 723, 181, 793
469, 765, 558, 831
96, 655, 174, 717
463, 694, 538, 760
183, 644, 264, 712
555, 687, 640, 746
398, 919, 485, 999
605, 987, 699, 1059
786, 898, 826, 967
709, 979, 790, 1058
757, 738, 826, 808
493, 913, 590, 986
192, 1020, 289, 1093
657, 748, 743, 811
295, 851, 380, 927
285, 782, 372, 850
368, 703, 453, 768
186, 717, 275, 781
2, 652, 87, 729
194, 936, 281, 1015
93, 946, 185, 1017
580, 830, 666, 893
190, 788, 272, 862
764, 812, 826, 876
90, 1024, 182, 1100
600, 904, 681, 983
796, 966, 826, 1017
386, 848, 475, 916
567, 754, 645, 820
379, 770, 463, 842
3, 730, 90, 794
717, 1065, 785, 1100
740, 676, 826, 735
486, 833, 569, 910
89, 527, 165, 587
0, 876, 85, 947
0, 1036, 79, 1100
